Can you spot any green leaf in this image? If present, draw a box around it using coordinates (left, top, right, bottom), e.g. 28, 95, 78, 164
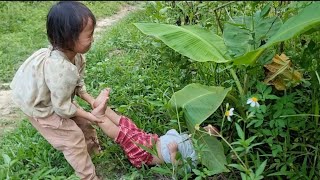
260, 3, 271, 17
134, 23, 229, 63
232, 48, 264, 65
133, 139, 158, 157
228, 164, 246, 172
255, 160, 267, 176
265, 95, 279, 100
32, 167, 55, 180
2, 154, 11, 165
223, 15, 282, 58
263, 3, 320, 48
241, 172, 249, 180
150, 166, 172, 175
196, 132, 229, 174
169, 83, 231, 131
267, 171, 295, 176
235, 123, 245, 140
192, 169, 202, 175
233, 147, 245, 152
223, 18, 253, 57
232, 3, 320, 65
246, 136, 257, 144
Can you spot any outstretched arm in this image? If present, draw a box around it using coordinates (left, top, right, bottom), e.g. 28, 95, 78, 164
79, 92, 95, 108
74, 107, 104, 123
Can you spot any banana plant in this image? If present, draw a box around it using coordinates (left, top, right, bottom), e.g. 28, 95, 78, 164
168, 83, 230, 173
134, 2, 320, 125
168, 83, 231, 132
134, 2, 320, 174
233, 3, 320, 65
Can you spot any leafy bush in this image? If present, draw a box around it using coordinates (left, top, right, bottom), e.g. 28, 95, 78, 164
1, 1, 319, 179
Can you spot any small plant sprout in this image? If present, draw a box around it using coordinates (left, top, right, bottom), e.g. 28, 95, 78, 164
204, 124, 219, 136
247, 97, 260, 107
225, 108, 234, 122
195, 124, 200, 131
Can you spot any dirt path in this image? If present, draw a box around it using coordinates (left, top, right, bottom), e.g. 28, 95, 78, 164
0, 4, 139, 137
0, 84, 25, 137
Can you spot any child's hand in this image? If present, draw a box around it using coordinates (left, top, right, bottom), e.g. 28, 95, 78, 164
167, 142, 178, 154
87, 112, 104, 124
167, 142, 178, 165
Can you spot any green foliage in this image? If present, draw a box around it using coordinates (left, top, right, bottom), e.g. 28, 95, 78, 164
82, 1, 125, 19
138, 1, 320, 179
223, 8, 283, 57
194, 132, 229, 175
85, 8, 193, 178
0, 120, 77, 179
0, 1, 124, 83
134, 23, 229, 63
168, 83, 231, 132
233, 2, 320, 65
1, 1, 320, 180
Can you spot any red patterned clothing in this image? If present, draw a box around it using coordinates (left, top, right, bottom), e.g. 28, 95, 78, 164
115, 116, 159, 168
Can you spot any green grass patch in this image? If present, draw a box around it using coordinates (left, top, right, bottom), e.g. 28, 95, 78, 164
84, 8, 191, 179
0, 1, 124, 83
0, 2, 190, 179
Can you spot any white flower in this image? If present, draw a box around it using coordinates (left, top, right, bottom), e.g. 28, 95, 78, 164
225, 108, 234, 121
247, 97, 260, 107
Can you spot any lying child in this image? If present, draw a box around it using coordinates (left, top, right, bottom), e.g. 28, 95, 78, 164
90, 88, 217, 168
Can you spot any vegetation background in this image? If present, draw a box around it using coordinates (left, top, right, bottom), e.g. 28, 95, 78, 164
0, 1, 319, 180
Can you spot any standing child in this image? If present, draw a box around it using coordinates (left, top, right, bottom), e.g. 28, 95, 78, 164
90, 88, 219, 168
10, 1, 103, 180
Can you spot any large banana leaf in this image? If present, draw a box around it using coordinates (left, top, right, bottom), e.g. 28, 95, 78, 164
223, 15, 282, 58
195, 132, 229, 174
232, 48, 265, 65
233, 2, 320, 65
169, 83, 231, 132
264, 2, 320, 47
134, 23, 229, 63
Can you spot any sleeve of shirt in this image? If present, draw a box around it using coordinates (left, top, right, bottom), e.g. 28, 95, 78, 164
75, 54, 87, 96
44, 58, 78, 118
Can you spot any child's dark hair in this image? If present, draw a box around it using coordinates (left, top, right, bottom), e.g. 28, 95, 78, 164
46, 1, 96, 51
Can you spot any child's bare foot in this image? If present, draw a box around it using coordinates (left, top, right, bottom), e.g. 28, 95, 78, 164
91, 96, 108, 118
93, 88, 110, 108
91, 89, 109, 117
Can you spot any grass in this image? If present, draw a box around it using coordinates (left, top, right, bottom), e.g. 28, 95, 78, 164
3, 1, 320, 179
84, 7, 193, 179
0, 1, 124, 83
0, 2, 192, 179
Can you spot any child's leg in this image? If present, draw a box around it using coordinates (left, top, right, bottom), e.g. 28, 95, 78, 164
28, 114, 99, 180
91, 99, 120, 139
72, 116, 101, 155
104, 107, 121, 125
91, 88, 122, 125
92, 88, 110, 108
96, 116, 120, 140
73, 101, 101, 155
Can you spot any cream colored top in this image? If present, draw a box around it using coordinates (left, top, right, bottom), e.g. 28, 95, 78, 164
10, 46, 87, 119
